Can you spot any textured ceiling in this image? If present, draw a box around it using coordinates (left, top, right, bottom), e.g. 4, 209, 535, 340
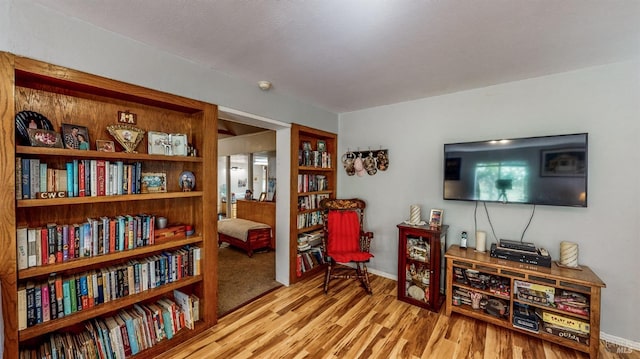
30, 0, 640, 113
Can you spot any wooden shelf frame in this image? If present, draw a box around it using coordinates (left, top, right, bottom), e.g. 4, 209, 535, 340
445, 245, 605, 359
289, 124, 337, 283
0, 52, 218, 357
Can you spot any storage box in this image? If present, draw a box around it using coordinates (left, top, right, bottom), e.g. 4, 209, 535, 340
512, 303, 539, 333
514, 280, 555, 305
542, 322, 590, 345
541, 311, 590, 333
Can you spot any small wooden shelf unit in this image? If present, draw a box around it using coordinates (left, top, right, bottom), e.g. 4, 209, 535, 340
397, 224, 448, 312
445, 245, 605, 359
289, 124, 337, 283
0, 52, 217, 358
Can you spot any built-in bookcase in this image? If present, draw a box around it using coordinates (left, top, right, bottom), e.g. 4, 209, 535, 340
289, 124, 337, 283
0, 52, 217, 358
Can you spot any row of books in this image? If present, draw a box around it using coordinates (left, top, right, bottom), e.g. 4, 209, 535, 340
297, 174, 328, 193
19, 290, 199, 359
298, 150, 332, 168
16, 157, 144, 200
18, 246, 201, 330
17, 214, 158, 270
296, 247, 325, 277
297, 193, 330, 211
296, 210, 324, 229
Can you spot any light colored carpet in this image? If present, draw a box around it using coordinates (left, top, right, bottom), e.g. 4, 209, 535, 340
217, 243, 282, 316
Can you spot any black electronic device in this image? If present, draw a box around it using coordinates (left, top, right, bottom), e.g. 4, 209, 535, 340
443, 133, 588, 207
490, 243, 552, 268
498, 239, 537, 253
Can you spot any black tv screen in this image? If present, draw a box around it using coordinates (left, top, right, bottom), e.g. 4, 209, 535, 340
443, 133, 588, 207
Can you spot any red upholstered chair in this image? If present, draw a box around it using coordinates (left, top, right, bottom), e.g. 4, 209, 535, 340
319, 198, 374, 294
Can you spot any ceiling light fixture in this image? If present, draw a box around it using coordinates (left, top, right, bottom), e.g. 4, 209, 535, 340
258, 80, 272, 91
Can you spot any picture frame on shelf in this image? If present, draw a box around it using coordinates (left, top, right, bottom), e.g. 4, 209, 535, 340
27, 128, 64, 148
317, 140, 327, 153
170, 133, 189, 156
301, 141, 312, 151
148, 131, 170, 155
61, 123, 90, 150
96, 140, 115, 152
140, 172, 167, 193
259, 192, 267, 202
107, 124, 145, 153
429, 209, 443, 227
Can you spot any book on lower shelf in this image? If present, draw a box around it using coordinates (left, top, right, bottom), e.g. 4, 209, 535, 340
19, 294, 197, 358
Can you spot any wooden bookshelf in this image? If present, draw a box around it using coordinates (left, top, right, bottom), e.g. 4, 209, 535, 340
0, 52, 217, 357
289, 124, 337, 283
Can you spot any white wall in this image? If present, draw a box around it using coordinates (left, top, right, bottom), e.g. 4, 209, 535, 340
339, 61, 640, 343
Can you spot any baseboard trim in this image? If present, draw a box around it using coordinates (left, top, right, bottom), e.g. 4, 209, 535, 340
601, 332, 640, 353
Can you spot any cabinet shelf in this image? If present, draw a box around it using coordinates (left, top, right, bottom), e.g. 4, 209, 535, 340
512, 298, 590, 320
19, 236, 203, 280
297, 224, 324, 234
16, 146, 203, 162
19, 275, 202, 341
452, 282, 511, 301
298, 166, 333, 172
406, 256, 431, 266
297, 190, 333, 197
445, 245, 605, 359
17, 191, 203, 208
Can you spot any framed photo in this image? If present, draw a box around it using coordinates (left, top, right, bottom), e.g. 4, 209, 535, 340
429, 209, 444, 227
540, 148, 586, 177
96, 140, 115, 152
317, 140, 327, 153
107, 124, 145, 153
140, 172, 167, 193
258, 192, 267, 202
170, 133, 189, 156
148, 131, 170, 155
27, 128, 64, 148
61, 123, 90, 150
301, 141, 312, 151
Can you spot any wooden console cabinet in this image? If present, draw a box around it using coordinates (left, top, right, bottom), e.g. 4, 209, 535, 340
397, 223, 448, 312
445, 245, 605, 359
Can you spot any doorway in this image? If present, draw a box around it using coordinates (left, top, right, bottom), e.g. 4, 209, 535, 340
216, 107, 289, 316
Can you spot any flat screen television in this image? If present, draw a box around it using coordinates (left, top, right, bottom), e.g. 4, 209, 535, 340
443, 133, 588, 207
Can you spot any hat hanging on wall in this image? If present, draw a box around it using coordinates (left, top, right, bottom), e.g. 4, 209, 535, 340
342, 148, 389, 176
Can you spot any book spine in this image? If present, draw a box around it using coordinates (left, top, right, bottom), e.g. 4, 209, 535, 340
15, 157, 22, 200
90, 159, 98, 197
27, 228, 37, 268
78, 160, 86, 197
29, 158, 40, 199
40, 227, 49, 266
62, 278, 71, 315
17, 285, 27, 330
17, 227, 28, 270
41, 283, 50, 322
34, 283, 42, 324
56, 225, 63, 263
21, 158, 30, 199
97, 160, 106, 196
55, 276, 64, 318
26, 282, 36, 327
62, 224, 69, 262
73, 159, 79, 197
65, 162, 74, 197
48, 278, 58, 320
39, 162, 47, 194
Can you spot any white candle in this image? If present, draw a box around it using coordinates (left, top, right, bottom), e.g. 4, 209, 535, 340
475, 231, 487, 252
410, 205, 421, 224
560, 241, 579, 267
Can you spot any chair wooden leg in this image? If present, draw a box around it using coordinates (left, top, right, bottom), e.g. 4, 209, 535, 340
362, 264, 372, 294
324, 262, 332, 293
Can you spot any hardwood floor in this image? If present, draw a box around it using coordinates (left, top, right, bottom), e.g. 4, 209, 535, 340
166, 273, 638, 359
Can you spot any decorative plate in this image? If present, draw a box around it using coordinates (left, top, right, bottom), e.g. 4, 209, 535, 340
179, 171, 195, 191
107, 124, 145, 153
15, 111, 54, 146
